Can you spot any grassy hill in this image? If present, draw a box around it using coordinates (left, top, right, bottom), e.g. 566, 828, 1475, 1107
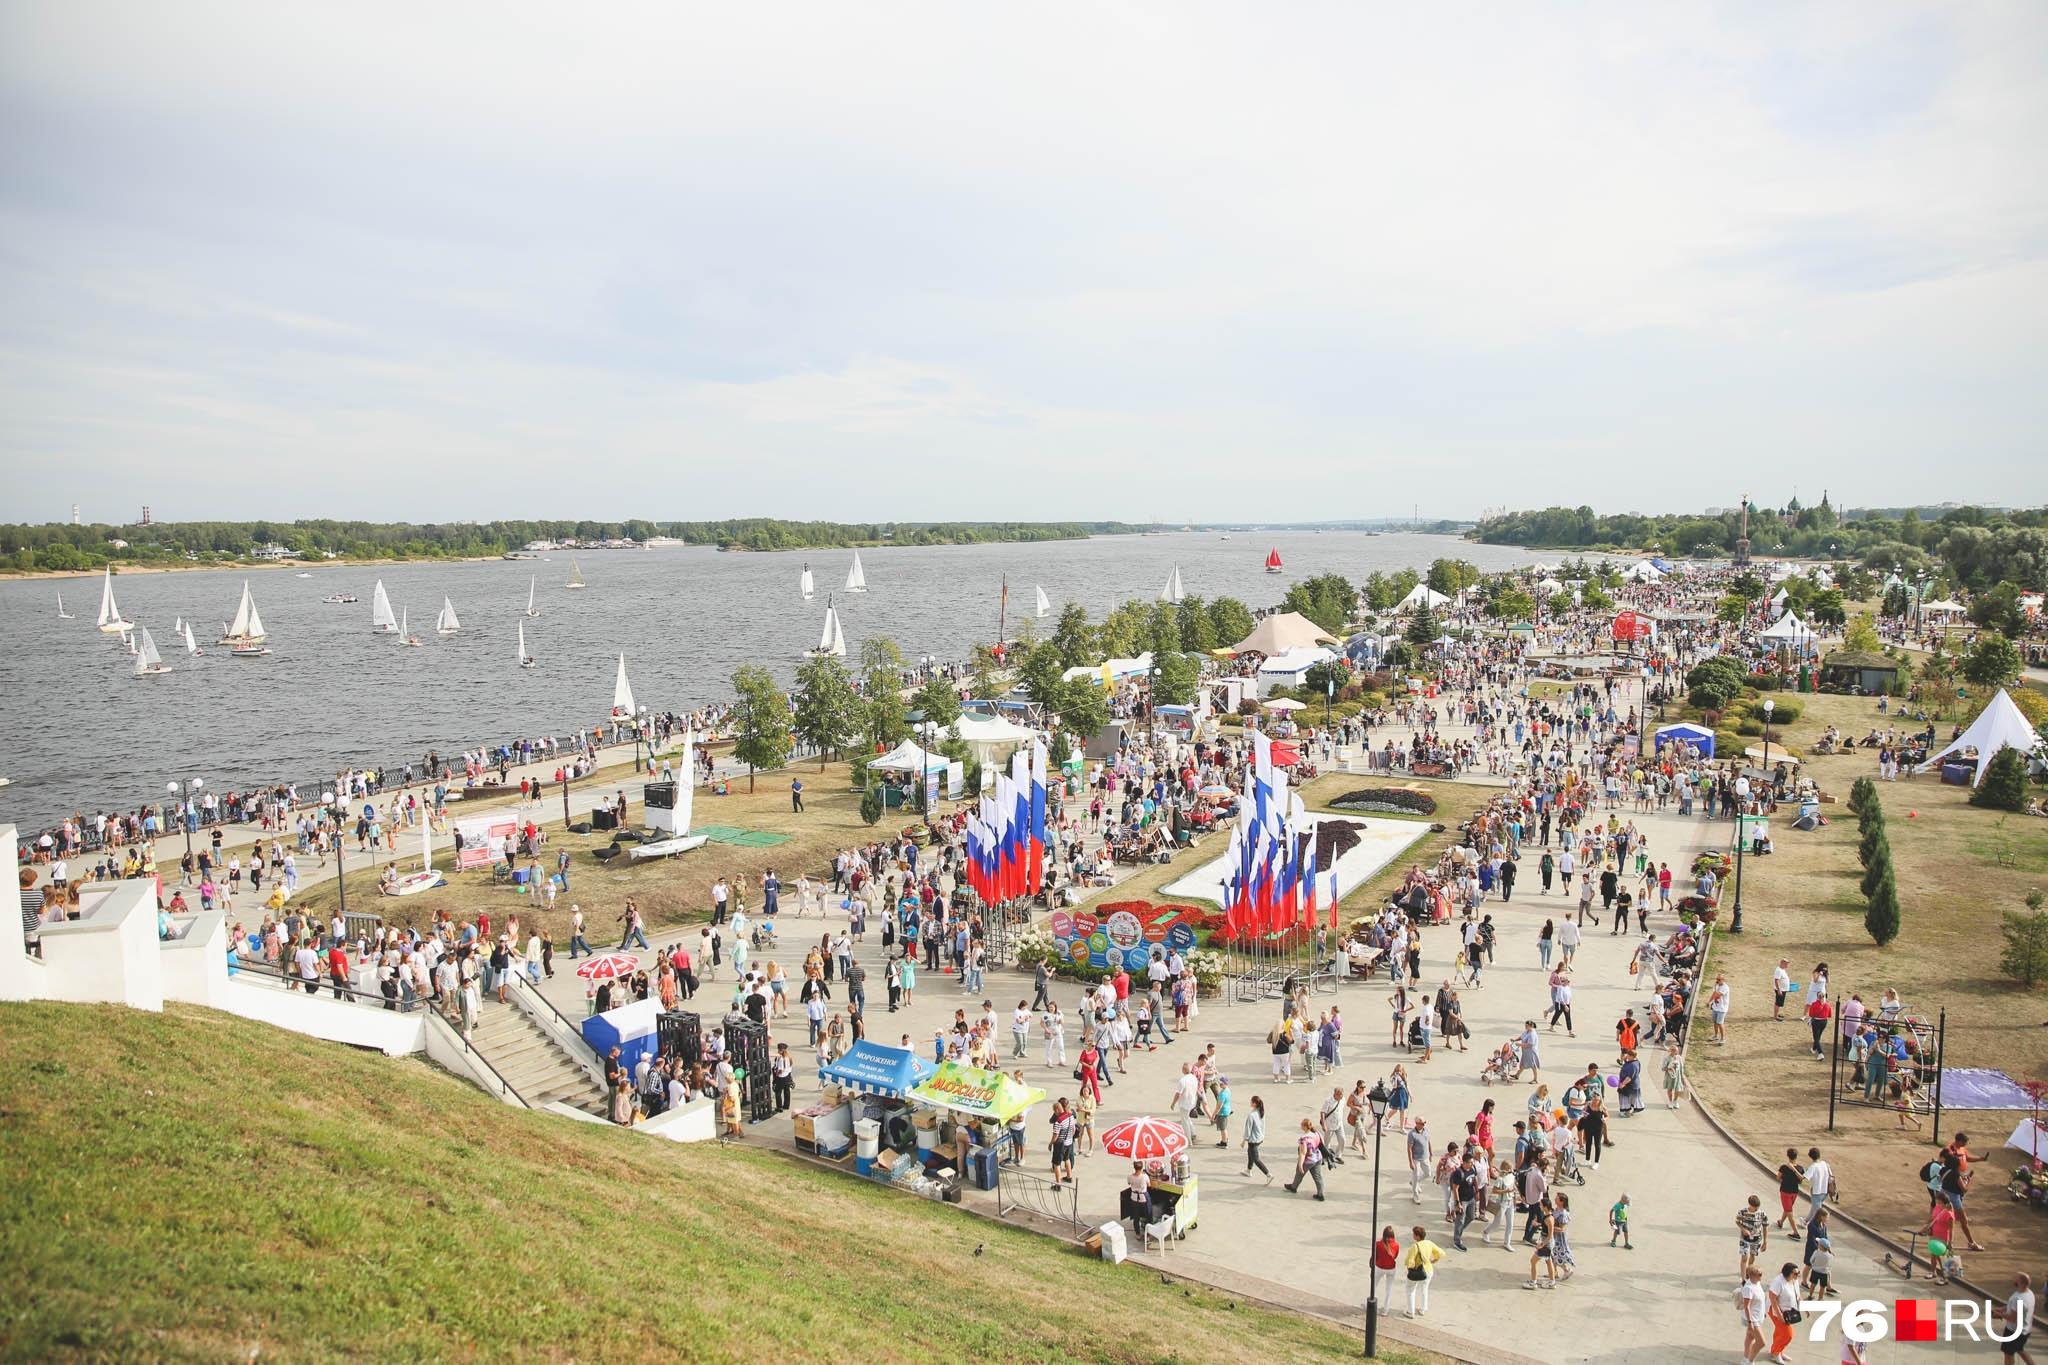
0, 1003, 1378, 1363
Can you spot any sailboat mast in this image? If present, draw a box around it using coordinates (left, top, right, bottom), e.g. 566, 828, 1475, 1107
998, 575, 1008, 651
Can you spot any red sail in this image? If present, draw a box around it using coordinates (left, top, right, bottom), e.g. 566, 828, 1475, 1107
1265, 549, 1282, 569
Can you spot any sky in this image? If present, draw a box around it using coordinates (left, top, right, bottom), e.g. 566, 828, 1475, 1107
2, 2, 2045, 524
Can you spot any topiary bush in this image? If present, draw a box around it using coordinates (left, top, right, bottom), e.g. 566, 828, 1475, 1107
1860, 837, 1892, 899
1858, 811, 1889, 869
859, 784, 883, 826
1865, 864, 1901, 946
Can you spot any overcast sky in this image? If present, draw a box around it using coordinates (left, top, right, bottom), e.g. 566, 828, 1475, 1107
2, 2, 2044, 524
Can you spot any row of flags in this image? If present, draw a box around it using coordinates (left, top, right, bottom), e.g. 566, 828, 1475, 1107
1220, 728, 1340, 939
964, 740, 1047, 904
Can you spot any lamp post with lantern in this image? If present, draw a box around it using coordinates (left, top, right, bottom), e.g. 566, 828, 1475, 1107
320, 789, 348, 923
165, 777, 203, 880
1365, 1078, 1390, 1357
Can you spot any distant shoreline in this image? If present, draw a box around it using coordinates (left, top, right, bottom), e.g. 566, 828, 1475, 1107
0, 556, 507, 583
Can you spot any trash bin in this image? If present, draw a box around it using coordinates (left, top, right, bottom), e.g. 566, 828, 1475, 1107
854, 1118, 881, 1160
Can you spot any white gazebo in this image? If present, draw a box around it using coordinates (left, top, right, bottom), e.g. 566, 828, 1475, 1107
1917, 689, 2044, 786
1394, 583, 1451, 614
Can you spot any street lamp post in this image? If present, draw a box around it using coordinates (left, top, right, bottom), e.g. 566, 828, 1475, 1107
320, 790, 348, 924
1365, 1078, 1390, 1357
165, 777, 203, 880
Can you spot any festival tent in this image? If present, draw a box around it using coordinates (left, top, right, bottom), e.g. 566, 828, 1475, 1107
907, 1061, 1046, 1122
1760, 611, 1819, 654
1649, 558, 1674, 573
1916, 688, 2044, 787
1623, 560, 1663, 582
1921, 598, 1967, 620
1653, 722, 1716, 757
1061, 654, 1153, 685
870, 740, 950, 774
1255, 646, 1335, 695
1229, 611, 1338, 656
1769, 587, 1789, 618
1533, 577, 1565, 597
944, 712, 1036, 768
819, 1039, 936, 1096
1394, 582, 1451, 613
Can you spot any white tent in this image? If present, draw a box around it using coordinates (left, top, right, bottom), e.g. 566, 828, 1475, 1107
1533, 577, 1565, 598
1917, 689, 2043, 786
1229, 611, 1338, 656
1922, 598, 1967, 619
1254, 646, 1335, 697
1769, 587, 1789, 618
1060, 653, 1154, 685
1623, 560, 1664, 582
943, 712, 1036, 768
870, 740, 950, 774
1759, 611, 1818, 654
1395, 583, 1451, 613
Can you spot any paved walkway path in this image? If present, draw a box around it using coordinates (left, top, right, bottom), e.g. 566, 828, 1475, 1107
518, 737, 1950, 1362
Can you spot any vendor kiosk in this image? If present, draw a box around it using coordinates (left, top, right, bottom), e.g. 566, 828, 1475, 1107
581, 997, 661, 1073
906, 1062, 1047, 1192
806, 1040, 936, 1172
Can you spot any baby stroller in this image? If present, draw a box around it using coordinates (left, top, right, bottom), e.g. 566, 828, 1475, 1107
1550, 1142, 1588, 1186
1479, 1040, 1522, 1086
750, 919, 778, 949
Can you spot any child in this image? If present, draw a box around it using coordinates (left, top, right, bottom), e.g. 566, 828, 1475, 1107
1805, 1233, 1834, 1299
1609, 1193, 1633, 1249
1928, 1236, 1962, 1286
1890, 1078, 1924, 1130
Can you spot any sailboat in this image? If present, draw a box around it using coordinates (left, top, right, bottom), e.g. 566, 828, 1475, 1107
133, 625, 173, 677
524, 575, 540, 618
400, 606, 422, 647
389, 818, 445, 896
56, 591, 72, 620
1035, 585, 1051, 618
95, 567, 132, 634
800, 564, 815, 601
843, 551, 867, 594
565, 559, 586, 591
806, 598, 847, 658
1265, 548, 1284, 574
217, 581, 267, 646
518, 622, 536, 669
370, 581, 398, 633
612, 654, 636, 716
435, 597, 460, 635
1159, 565, 1185, 604
181, 621, 201, 656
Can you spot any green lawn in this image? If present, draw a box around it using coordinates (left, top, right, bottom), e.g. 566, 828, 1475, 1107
0, 1002, 1397, 1363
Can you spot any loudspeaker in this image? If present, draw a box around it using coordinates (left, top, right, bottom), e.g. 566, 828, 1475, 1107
591, 808, 618, 832
643, 781, 676, 811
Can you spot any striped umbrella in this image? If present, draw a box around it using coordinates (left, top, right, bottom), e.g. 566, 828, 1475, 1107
1099, 1116, 1188, 1163
574, 952, 642, 980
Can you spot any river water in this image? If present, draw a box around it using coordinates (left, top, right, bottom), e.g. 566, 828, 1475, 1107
0, 532, 1535, 827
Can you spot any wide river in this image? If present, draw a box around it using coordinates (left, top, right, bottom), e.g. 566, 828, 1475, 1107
0, 531, 1535, 828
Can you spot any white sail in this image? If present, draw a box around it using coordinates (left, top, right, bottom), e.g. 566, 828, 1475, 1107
844, 551, 867, 593
525, 576, 538, 617
400, 606, 413, 642
436, 596, 460, 634
1160, 565, 1185, 604
219, 580, 265, 642
57, 591, 71, 619
800, 565, 815, 600
134, 626, 166, 674
566, 558, 586, 590
371, 581, 397, 631
613, 654, 636, 714
173, 616, 182, 632
518, 622, 533, 667
830, 609, 847, 657
1035, 585, 1051, 618
96, 567, 131, 632
182, 621, 199, 654
421, 819, 433, 874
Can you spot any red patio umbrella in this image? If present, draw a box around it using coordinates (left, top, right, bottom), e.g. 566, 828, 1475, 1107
1099, 1116, 1189, 1163
574, 952, 642, 980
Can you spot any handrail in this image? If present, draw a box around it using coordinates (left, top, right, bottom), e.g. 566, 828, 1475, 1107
504, 971, 607, 1087
422, 1008, 532, 1109
231, 955, 429, 1013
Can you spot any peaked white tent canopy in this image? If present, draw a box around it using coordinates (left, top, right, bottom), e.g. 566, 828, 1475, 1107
943, 712, 1036, 768
1623, 560, 1664, 582
1759, 611, 1818, 653
1395, 583, 1451, 613
1921, 598, 1967, 618
1533, 577, 1565, 597
870, 740, 950, 774
1917, 689, 2044, 786
1229, 611, 1339, 655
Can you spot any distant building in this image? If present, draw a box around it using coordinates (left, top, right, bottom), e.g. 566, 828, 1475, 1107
251, 542, 294, 561
139, 505, 153, 526
71, 503, 80, 525
522, 540, 559, 552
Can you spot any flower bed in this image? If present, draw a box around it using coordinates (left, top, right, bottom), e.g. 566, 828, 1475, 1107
1328, 787, 1439, 817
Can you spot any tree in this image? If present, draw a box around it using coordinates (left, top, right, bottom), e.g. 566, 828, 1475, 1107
1302, 659, 1350, 699
965, 644, 1007, 701
1016, 640, 1067, 709
858, 784, 884, 826
729, 665, 793, 792
1146, 603, 1183, 660
1580, 585, 1613, 612
1864, 864, 1901, 946
1053, 677, 1109, 745
1404, 602, 1440, 649
1207, 597, 1255, 648
911, 674, 961, 733
1962, 633, 2023, 688
859, 636, 909, 736
1858, 806, 1889, 869
1881, 583, 1911, 618
1841, 613, 1883, 656
1859, 835, 1891, 900
791, 655, 861, 769
1177, 597, 1218, 653
1426, 558, 1481, 594
2000, 890, 2048, 988
1972, 747, 2029, 812
1281, 573, 1356, 635
1808, 588, 1846, 628
1847, 777, 1875, 816
1716, 594, 1747, 624
1152, 651, 1200, 706
1487, 588, 1535, 621
1050, 603, 1094, 669
1687, 656, 1747, 713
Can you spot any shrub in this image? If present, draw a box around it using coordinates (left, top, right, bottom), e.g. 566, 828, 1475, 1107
1736, 718, 1765, 736
1760, 698, 1801, 725
858, 784, 883, 826
1328, 787, 1440, 816
1857, 813, 1888, 868
1859, 837, 1891, 899
2000, 890, 2048, 988
1972, 748, 2029, 813
1848, 777, 1875, 815
1865, 864, 1901, 946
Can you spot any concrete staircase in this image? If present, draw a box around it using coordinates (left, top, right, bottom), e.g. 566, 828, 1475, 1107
468, 1001, 608, 1114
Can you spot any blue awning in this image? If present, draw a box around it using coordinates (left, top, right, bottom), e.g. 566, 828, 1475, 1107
818, 1039, 935, 1097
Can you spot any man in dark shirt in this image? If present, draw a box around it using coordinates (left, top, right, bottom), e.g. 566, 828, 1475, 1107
1452, 1154, 1481, 1250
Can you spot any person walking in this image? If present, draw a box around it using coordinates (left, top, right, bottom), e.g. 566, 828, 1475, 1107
567, 905, 591, 958
1243, 1095, 1272, 1181
1736, 1266, 1769, 1364
1403, 1225, 1446, 1318
1282, 1117, 1326, 1200
1371, 1225, 1402, 1317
